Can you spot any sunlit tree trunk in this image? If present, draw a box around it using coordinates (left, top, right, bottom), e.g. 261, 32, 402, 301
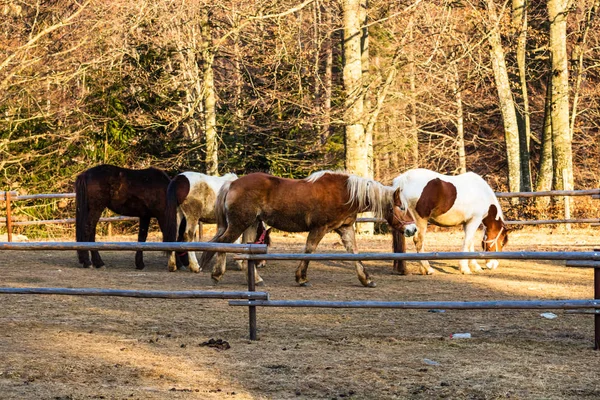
201, 9, 218, 175
547, 0, 573, 196
452, 61, 466, 174
512, 0, 532, 191
535, 76, 553, 210
342, 0, 368, 179
486, 0, 521, 197
570, 1, 600, 138
408, 20, 419, 168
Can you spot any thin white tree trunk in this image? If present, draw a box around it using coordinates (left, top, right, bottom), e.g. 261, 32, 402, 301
486, 0, 521, 197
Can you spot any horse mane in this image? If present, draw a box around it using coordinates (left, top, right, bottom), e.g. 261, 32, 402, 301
304, 170, 392, 218
304, 169, 347, 183
346, 175, 393, 219
221, 172, 238, 180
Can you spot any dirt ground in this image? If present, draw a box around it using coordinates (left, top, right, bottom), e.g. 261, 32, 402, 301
0, 226, 599, 400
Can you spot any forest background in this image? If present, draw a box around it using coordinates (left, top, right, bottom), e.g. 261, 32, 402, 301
1, 0, 599, 227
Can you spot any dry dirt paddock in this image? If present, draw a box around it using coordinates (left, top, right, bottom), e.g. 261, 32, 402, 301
0, 227, 599, 400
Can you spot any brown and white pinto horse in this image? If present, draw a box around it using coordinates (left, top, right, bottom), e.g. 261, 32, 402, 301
198, 171, 417, 287
163, 172, 267, 272
392, 168, 508, 275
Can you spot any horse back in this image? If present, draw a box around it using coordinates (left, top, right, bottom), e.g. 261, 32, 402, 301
226, 172, 353, 231
79, 164, 170, 218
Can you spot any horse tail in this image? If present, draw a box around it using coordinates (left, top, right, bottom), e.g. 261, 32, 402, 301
163, 175, 185, 244
75, 172, 88, 242
214, 180, 232, 238
197, 180, 233, 272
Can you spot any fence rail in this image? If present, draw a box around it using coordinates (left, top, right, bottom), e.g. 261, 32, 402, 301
0, 287, 269, 300
2, 188, 600, 237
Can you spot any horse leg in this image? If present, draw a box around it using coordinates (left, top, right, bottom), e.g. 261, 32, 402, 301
295, 227, 328, 287
88, 209, 105, 268
413, 219, 434, 275
77, 220, 92, 268
184, 214, 202, 273
166, 211, 183, 272
461, 220, 482, 274
134, 216, 151, 270
209, 226, 250, 285
239, 223, 265, 285
335, 225, 375, 288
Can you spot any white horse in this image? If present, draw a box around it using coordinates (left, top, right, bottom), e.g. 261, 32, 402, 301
392, 168, 508, 275
163, 172, 266, 272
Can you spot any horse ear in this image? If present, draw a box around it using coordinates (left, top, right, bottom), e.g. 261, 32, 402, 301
393, 188, 403, 208
483, 204, 499, 224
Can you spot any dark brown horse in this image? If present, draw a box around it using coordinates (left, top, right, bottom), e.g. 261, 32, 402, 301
75, 164, 185, 269
198, 171, 416, 287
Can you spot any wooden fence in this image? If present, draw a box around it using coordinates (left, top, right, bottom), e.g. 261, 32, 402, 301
0, 241, 269, 339
0, 242, 598, 348
231, 250, 600, 349
2, 189, 600, 241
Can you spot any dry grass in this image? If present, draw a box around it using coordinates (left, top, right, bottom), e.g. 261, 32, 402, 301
0, 227, 599, 399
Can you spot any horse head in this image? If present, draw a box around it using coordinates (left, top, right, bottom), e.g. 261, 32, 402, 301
481, 204, 509, 269
387, 188, 417, 237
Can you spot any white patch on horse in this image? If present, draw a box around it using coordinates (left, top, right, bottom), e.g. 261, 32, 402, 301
392, 168, 507, 275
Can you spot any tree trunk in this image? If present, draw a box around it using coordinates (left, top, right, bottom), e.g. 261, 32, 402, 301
570, 1, 599, 138
512, 0, 532, 191
453, 61, 466, 174
548, 0, 573, 196
408, 20, 419, 168
360, 0, 373, 179
534, 75, 553, 211
321, 4, 333, 145
342, 0, 368, 179
486, 0, 521, 197
201, 9, 218, 175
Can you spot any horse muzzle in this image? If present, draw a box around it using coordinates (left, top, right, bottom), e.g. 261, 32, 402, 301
403, 223, 417, 237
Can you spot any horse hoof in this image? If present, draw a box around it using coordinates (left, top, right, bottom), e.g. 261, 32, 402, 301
460, 269, 472, 275
299, 282, 312, 287
210, 277, 221, 286
81, 264, 92, 269
256, 281, 266, 287
95, 265, 106, 270
366, 281, 377, 288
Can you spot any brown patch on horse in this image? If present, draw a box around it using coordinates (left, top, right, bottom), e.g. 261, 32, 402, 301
415, 178, 457, 219
482, 204, 499, 225
172, 174, 190, 205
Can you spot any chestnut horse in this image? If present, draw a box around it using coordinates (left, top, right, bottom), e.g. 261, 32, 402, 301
198, 171, 417, 287
392, 168, 509, 275
163, 172, 267, 272
75, 164, 186, 269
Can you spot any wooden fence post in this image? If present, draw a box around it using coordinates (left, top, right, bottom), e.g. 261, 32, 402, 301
247, 259, 258, 340
5, 191, 13, 242
563, 169, 571, 231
